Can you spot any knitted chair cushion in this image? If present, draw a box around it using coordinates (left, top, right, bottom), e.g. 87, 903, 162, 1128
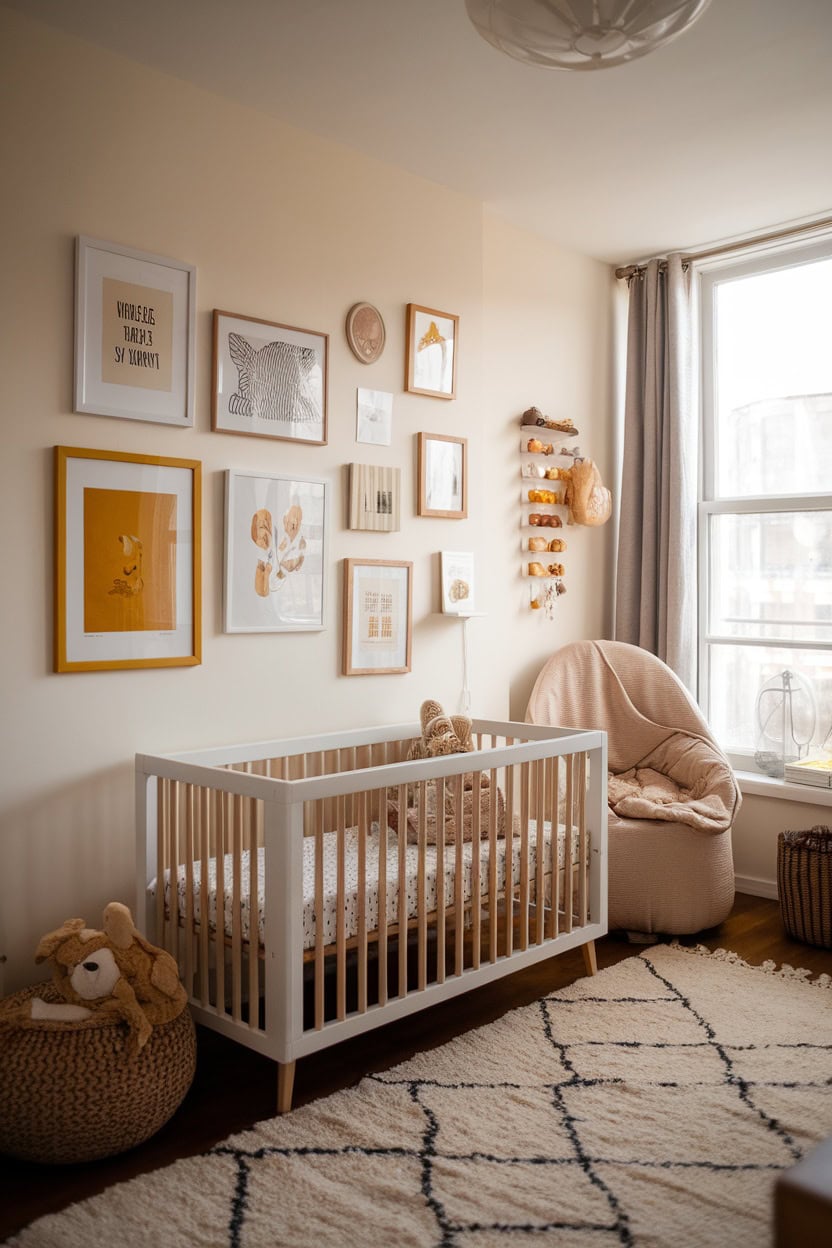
0, 983, 196, 1164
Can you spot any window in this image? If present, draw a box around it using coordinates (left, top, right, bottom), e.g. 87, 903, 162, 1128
699, 240, 832, 774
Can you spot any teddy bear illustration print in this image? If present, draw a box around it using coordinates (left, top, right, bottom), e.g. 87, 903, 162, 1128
251, 502, 306, 597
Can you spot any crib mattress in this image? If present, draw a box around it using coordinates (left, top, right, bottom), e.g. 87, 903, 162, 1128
150, 820, 580, 953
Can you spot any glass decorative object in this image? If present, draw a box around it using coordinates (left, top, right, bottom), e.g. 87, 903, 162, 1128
754, 669, 817, 778
465, 0, 712, 71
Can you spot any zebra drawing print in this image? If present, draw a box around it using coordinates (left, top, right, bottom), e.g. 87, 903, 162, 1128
227, 333, 320, 425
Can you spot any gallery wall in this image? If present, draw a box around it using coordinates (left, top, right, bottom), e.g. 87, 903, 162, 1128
0, 9, 614, 991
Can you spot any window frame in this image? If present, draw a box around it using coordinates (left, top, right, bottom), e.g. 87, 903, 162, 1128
697, 236, 832, 770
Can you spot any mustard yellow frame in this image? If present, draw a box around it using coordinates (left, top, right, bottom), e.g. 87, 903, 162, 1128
55, 445, 202, 672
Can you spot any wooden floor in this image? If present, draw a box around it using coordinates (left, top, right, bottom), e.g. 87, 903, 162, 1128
2, 894, 830, 1241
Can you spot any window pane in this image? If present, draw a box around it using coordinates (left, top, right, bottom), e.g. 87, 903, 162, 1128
714, 258, 832, 498
708, 643, 832, 760
709, 511, 832, 642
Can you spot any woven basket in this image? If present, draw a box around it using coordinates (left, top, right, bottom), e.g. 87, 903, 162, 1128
777, 826, 832, 950
0, 984, 196, 1164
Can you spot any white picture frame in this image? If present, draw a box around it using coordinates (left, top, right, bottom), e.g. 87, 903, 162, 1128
224, 470, 328, 633
74, 236, 196, 426
356, 388, 393, 446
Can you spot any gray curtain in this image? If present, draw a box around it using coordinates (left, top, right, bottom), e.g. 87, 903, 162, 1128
614, 254, 697, 692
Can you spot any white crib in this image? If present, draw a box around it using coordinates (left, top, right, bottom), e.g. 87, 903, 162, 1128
136, 718, 607, 1112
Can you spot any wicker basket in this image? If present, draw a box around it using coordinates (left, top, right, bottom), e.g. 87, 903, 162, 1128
0, 984, 196, 1164
777, 826, 832, 949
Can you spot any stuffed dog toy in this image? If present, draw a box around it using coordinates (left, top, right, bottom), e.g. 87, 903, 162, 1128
19, 902, 187, 1051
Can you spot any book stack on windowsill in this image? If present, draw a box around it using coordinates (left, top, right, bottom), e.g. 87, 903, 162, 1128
783, 757, 832, 789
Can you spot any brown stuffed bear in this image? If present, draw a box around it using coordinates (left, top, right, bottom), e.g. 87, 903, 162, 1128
20, 902, 187, 1051
564, 458, 612, 526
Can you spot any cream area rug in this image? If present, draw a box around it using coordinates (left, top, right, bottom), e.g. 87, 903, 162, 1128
7, 944, 832, 1248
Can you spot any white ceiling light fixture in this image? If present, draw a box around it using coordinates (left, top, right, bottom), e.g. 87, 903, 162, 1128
464, 0, 712, 71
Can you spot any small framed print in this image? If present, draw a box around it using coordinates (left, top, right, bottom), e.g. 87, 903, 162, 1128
224, 470, 327, 633
343, 558, 412, 676
405, 303, 458, 399
348, 463, 401, 532
213, 309, 328, 445
356, 387, 393, 446
418, 432, 468, 519
74, 236, 196, 426
441, 551, 475, 614
55, 446, 201, 672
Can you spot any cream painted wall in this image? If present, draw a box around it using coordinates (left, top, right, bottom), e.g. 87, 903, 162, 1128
0, 11, 613, 992
732, 790, 830, 898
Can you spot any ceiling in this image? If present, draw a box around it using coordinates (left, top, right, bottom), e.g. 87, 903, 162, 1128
7, 0, 832, 264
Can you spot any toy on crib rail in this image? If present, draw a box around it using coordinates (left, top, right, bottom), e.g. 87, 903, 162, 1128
2, 903, 188, 1051
407, 699, 474, 759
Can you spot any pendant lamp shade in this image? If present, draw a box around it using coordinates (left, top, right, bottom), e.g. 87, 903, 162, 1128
464, 0, 712, 71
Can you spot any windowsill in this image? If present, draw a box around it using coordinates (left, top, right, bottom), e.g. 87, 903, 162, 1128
735, 769, 832, 808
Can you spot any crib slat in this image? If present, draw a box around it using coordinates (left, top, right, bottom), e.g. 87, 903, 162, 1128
156, 778, 166, 956
534, 759, 545, 945
547, 756, 559, 940
377, 786, 388, 1007
248, 795, 260, 1028
336, 795, 346, 1022
215, 789, 226, 1016
578, 751, 588, 926
182, 785, 194, 996
231, 794, 243, 1023
357, 790, 368, 1014
471, 768, 482, 970
169, 781, 181, 969
505, 762, 514, 957
519, 762, 529, 951
314, 799, 324, 1030
397, 783, 408, 999
488, 767, 498, 964
564, 754, 574, 934
417, 781, 427, 991
436, 777, 445, 985
199, 786, 210, 1004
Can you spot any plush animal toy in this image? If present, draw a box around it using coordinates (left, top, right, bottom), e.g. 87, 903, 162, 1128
22, 902, 187, 1051
564, 458, 612, 526
407, 699, 474, 760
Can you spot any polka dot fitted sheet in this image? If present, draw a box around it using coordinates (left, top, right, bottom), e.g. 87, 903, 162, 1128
150, 820, 583, 952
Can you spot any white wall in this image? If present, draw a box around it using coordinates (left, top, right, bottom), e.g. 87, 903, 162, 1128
0, 10, 613, 992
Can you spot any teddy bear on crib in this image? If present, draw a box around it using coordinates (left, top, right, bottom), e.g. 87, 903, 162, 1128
4, 902, 188, 1052
407, 699, 474, 760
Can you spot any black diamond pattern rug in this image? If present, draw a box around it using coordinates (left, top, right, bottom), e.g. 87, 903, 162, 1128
7, 945, 832, 1247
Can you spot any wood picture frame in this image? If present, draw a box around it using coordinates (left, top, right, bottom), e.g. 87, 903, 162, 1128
342, 558, 413, 675
55, 446, 201, 672
224, 470, 328, 633
418, 432, 468, 519
212, 309, 328, 445
405, 303, 458, 399
348, 463, 401, 531
74, 235, 196, 427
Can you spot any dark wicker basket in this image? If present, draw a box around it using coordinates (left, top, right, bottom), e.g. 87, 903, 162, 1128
777, 826, 832, 949
0, 984, 196, 1164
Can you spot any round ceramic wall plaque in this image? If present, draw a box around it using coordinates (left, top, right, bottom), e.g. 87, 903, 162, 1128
345, 302, 386, 364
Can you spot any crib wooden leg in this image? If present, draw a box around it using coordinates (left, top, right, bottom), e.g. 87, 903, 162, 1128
581, 940, 598, 977
277, 1061, 296, 1115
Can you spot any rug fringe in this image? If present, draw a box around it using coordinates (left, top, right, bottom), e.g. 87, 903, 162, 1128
665, 940, 831, 989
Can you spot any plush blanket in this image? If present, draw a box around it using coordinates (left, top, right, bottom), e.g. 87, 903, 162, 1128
526, 640, 741, 836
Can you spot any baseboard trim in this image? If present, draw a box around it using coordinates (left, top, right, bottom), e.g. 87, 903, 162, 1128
735, 874, 778, 901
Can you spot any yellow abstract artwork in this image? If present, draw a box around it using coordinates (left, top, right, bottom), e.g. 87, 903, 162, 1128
83, 487, 177, 633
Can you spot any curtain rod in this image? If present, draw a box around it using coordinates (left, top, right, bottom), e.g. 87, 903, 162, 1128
614, 214, 832, 280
